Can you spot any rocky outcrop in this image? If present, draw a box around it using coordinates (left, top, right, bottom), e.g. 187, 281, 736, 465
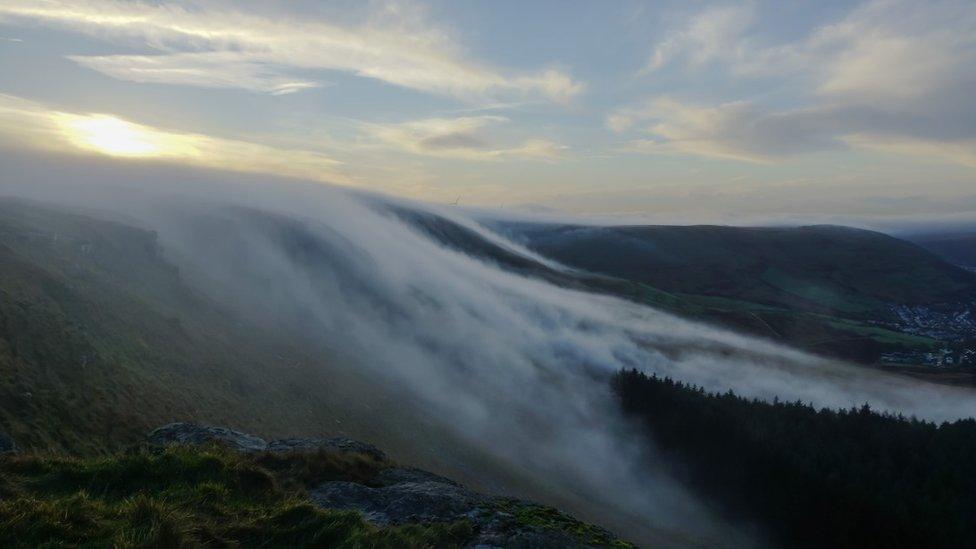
310, 467, 478, 526
266, 436, 386, 461
310, 467, 603, 547
148, 423, 386, 460
148, 423, 268, 452
146, 424, 627, 548
0, 432, 16, 454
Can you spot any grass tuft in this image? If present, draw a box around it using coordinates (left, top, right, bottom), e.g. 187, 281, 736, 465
0, 445, 474, 548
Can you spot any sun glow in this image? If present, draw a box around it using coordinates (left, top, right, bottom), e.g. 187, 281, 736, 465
62, 115, 160, 157
0, 94, 351, 184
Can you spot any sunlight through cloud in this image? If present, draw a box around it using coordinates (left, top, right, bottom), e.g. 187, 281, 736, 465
60, 115, 162, 157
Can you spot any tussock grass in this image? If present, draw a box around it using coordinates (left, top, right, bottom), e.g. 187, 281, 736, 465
0, 445, 473, 548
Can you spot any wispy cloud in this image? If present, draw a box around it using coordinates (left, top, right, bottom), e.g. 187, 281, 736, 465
364, 115, 567, 161
610, 97, 838, 163
0, 0, 583, 103
622, 0, 976, 167
68, 51, 323, 95
0, 93, 352, 184
641, 4, 755, 74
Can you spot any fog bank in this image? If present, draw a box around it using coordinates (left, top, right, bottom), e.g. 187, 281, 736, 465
5, 175, 976, 546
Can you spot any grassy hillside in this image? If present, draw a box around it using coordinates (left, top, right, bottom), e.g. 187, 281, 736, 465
0, 445, 462, 548
0, 199, 648, 544
504, 224, 974, 314
0, 199, 414, 454
911, 232, 976, 270
493, 222, 976, 364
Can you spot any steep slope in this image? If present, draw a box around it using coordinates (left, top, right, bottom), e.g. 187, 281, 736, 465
0, 199, 674, 545
0, 199, 414, 453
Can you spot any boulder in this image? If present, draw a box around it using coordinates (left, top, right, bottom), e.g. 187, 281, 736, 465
144, 424, 619, 547
147, 422, 268, 452
309, 467, 482, 526
310, 467, 591, 548
268, 437, 387, 461
147, 424, 386, 460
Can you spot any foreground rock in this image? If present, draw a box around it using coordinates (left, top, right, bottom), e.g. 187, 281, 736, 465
148, 422, 386, 460
310, 467, 608, 547
148, 423, 628, 548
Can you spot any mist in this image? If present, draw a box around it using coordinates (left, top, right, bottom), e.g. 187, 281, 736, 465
5, 169, 976, 547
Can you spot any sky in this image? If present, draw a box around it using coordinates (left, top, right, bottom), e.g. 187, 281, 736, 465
0, 0, 973, 218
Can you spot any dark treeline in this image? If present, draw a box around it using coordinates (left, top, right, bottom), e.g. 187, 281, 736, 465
613, 369, 976, 549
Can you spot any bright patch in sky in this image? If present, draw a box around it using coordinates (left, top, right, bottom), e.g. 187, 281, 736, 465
61, 115, 160, 157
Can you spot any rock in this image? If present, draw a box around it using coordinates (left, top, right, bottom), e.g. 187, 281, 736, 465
266, 437, 387, 461
0, 432, 16, 454
374, 467, 459, 487
144, 424, 620, 546
309, 467, 482, 526
310, 467, 593, 548
147, 423, 386, 460
147, 422, 268, 452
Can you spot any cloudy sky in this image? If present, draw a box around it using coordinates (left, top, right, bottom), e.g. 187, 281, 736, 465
0, 0, 973, 218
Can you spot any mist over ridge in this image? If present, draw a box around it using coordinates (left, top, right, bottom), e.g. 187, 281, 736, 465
5, 177, 976, 545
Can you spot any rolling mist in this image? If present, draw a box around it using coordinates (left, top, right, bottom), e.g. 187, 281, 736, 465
5, 176, 976, 547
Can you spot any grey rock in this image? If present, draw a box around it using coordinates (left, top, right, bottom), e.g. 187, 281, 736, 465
0, 432, 16, 454
147, 422, 268, 452
147, 423, 386, 461
310, 467, 594, 548
374, 467, 459, 487
266, 437, 387, 461
144, 424, 618, 547
309, 468, 482, 526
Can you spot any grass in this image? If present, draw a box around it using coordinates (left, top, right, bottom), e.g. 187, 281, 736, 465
0, 444, 630, 547
0, 444, 474, 548
824, 319, 940, 348
0, 199, 412, 456
760, 267, 882, 314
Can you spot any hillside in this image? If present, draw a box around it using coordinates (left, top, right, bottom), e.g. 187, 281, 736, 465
0, 199, 509, 474
910, 232, 976, 270
0, 199, 357, 452
3, 196, 974, 547
499, 224, 974, 313
0, 198, 656, 544
489, 222, 976, 365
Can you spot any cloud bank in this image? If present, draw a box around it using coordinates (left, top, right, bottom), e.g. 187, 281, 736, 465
7, 175, 976, 545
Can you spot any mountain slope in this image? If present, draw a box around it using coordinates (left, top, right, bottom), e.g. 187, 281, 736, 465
0, 199, 415, 453
910, 232, 976, 270
498, 223, 975, 314
482, 221, 976, 365
0, 199, 666, 545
